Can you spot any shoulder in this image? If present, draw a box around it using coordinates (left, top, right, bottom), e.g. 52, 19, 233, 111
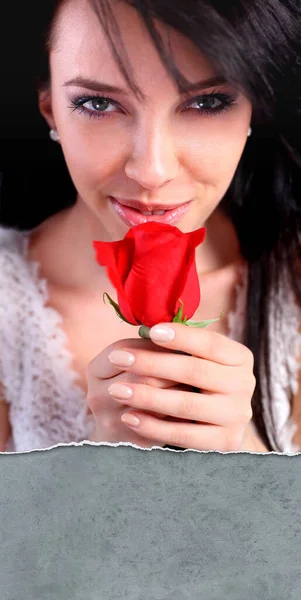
0, 226, 36, 408
0, 225, 40, 343
0, 225, 31, 306
0, 224, 38, 278
0, 225, 28, 268
0, 224, 25, 246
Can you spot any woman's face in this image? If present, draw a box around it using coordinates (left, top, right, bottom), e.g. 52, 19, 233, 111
39, 0, 252, 240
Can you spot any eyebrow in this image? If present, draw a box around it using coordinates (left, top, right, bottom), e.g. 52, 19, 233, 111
63, 75, 228, 100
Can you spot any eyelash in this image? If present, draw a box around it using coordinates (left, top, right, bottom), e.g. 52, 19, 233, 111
68, 90, 237, 121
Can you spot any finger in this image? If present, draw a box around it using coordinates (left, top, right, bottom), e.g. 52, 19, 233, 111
107, 347, 252, 394
87, 337, 169, 379
86, 368, 176, 413
108, 381, 253, 426
111, 370, 176, 389
149, 322, 253, 367
86, 367, 183, 419
119, 410, 245, 452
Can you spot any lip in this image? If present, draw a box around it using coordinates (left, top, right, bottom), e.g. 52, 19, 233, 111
109, 196, 192, 227
112, 197, 188, 211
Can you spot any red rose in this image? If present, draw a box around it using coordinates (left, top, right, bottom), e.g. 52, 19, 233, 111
93, 222, 206, 328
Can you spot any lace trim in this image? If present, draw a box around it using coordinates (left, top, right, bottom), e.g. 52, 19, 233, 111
21, 232, 90, 380
19, 230, 94, 438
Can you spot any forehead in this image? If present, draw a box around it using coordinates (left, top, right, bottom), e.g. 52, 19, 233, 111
51, 0, 216, 90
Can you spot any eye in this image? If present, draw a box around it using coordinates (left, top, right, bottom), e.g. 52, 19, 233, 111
68, 95, 122, 119
190, 96, 222, 110
184, 92, 237, 116
83, 97, 116, 113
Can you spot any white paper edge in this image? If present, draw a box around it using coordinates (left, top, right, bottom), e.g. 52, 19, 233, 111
0, 440, 300, 455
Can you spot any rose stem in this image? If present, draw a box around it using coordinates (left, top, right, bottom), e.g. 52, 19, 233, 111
138, 325, 151, 339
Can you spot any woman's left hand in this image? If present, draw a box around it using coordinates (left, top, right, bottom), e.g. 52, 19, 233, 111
106, 322, 259, 452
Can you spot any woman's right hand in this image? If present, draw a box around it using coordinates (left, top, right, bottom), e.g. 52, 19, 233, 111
85, 337, 179, 447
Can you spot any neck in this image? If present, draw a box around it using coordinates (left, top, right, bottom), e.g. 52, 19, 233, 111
196, 208, 242, 274
28, 197, 112, 295
28, 196, 243, 294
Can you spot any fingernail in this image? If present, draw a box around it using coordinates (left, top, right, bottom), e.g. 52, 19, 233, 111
150, 325, 175, 342
108, 350, 135, 367
108, 383, 133, 400
121, 413, 140, 427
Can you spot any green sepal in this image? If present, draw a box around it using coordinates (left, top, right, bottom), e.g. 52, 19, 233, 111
103, 292, 133, 325
173, 299, 223, 328
186, 312, 224, 329
172, 299, 188, 324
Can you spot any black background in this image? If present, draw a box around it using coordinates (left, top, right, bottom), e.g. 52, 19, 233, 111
0, 1, 75, 229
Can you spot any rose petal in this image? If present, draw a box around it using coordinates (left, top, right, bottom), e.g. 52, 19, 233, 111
93, 239, 138, 324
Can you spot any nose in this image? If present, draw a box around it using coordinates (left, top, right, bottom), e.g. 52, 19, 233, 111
124, 120, 179, 190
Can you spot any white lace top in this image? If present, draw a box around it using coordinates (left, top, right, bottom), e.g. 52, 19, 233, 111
0, 226, 95, 452
0, 225, 300, 453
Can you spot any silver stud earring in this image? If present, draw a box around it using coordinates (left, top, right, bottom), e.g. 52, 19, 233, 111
49, 128, 60, 143
247, 126, 252, 137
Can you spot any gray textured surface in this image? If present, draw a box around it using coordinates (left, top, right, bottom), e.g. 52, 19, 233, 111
0, 445, 301, 599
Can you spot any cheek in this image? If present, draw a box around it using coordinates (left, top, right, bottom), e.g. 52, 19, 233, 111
178, 99, 251, 186
187, 127, 246, 172
58, 122, 129, 193
184, 128, 248, 193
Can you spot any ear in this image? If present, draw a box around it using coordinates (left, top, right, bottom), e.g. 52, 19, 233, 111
38, 86, 56, 130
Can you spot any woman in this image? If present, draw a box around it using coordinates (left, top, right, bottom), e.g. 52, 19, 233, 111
1, 0, 301, 453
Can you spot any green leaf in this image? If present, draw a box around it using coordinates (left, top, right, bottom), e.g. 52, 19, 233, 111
103, 292, 134, 325
186, 312, 224, 329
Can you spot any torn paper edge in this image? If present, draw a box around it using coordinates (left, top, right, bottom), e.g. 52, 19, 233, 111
0, 440, 300, 455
